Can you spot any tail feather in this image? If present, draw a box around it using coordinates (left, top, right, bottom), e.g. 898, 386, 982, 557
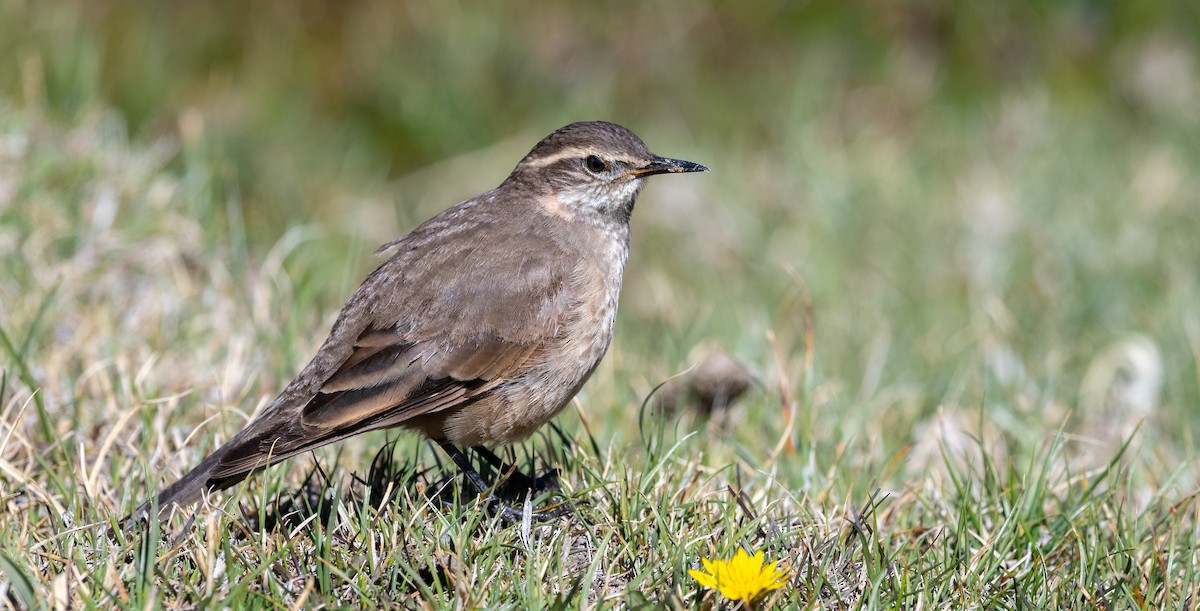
127, 438, 250, 523
125, 421, 315, 524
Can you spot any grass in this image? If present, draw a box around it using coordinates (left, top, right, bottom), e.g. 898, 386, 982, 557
2, 2, 1200, 608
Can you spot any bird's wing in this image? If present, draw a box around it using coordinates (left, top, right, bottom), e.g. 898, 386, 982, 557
207, 224, 572, 481
304, 328, 544, 430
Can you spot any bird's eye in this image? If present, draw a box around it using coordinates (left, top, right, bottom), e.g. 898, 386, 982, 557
584, 155, 608, 174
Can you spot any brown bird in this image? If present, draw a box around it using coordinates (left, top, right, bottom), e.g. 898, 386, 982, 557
133, 121, 707, 521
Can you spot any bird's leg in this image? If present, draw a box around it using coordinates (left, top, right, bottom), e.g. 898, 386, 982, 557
470, 445, 505, 469
436, 441, 568, 521
437, 441, 494, 497
470, 446, 561, 494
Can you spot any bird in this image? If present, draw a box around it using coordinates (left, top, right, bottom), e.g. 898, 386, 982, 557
130, 121, 708, 522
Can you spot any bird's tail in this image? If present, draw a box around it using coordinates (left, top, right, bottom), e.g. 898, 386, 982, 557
125, 436, 250, 524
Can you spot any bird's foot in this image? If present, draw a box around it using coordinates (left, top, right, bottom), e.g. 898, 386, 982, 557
438, 442, 573, 522
495, 466, 562, 496
484, 492, 573, 523
485, 466, 573, 522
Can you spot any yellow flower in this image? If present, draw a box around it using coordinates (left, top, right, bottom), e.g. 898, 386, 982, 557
689, 548, 788, 604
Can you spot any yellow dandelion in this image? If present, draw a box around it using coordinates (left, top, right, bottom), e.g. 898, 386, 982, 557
689, 548, 788, 605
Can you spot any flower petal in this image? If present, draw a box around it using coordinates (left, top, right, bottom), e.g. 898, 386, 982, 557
694, 548, 789, 604
689, 569, 717, 590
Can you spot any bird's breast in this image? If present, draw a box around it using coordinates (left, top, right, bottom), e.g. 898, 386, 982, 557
442, 229, 629, 446
528, 231, 628, 411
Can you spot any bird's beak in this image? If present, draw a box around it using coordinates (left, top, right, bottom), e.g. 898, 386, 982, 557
629, 156, 710, 177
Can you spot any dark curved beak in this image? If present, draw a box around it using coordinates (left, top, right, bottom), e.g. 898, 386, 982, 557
631, 156, 709, 177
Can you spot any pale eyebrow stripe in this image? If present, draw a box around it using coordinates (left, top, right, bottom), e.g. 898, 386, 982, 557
518, 146, 590, 169
520, 148, 641, 172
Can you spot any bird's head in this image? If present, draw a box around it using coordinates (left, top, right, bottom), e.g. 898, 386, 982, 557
507, 121, 708, 223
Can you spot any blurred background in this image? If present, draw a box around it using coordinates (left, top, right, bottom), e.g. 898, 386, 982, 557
2, 0, 1199, 488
